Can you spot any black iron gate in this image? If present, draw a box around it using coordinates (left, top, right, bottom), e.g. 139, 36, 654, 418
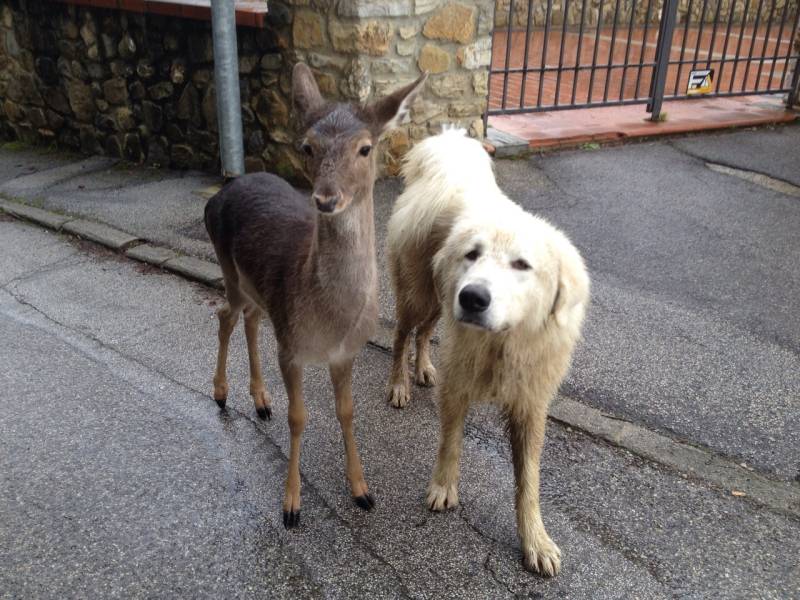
488, 0, 800, 117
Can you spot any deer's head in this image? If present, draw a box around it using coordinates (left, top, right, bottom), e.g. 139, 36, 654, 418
292, 62, 427, 216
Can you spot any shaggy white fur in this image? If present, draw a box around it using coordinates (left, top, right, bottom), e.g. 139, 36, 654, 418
386, 129, 590, 577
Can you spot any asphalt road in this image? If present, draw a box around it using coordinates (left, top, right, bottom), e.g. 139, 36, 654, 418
3, 126, 798, 483
496, 135, 800, 481
1, 200, 799, 596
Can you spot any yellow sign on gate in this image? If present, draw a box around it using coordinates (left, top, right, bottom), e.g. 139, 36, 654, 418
687, 69, 714, 95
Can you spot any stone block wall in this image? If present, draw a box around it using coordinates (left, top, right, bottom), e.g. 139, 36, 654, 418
0, 0, 494, 180
0, 0, 297, 175
288, 0, 494, 175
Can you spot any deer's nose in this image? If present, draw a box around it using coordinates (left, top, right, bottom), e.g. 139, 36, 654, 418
313, 192, 340, 213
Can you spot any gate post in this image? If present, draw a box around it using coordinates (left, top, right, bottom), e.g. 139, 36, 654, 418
789, 55, 800, 108
647, 0, 680, 120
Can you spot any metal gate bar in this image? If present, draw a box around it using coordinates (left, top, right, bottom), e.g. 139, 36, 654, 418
647, 0, 680, 116
487, 0, 800, 117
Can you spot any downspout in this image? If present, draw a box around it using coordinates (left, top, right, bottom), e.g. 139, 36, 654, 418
210, 0, 245, 178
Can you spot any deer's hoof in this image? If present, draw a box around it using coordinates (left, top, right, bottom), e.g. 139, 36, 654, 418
214, 396, 226, 409
256, 406, 271, 420
354, 493, 376, 511
282, 510, 301, 529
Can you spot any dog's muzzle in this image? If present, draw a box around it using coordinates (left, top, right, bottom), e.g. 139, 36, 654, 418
457, 284, 491, 327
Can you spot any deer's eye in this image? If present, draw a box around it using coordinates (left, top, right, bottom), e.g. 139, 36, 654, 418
359, 145, 372, 157
511, 259, 531, 271
301, 143, 313, 157
465, 248, 480, 261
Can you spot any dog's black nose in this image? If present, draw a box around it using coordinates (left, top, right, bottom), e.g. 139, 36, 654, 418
313, 193, 339, 213
459, 284, 491, 313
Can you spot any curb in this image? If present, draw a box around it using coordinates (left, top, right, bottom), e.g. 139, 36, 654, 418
0, 201, 73, 230
550, 397, 800, 518
0, 198, 223, 290
486, 128, 530, 158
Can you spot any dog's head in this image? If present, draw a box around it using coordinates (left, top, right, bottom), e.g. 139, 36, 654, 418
433, 208, 588, 334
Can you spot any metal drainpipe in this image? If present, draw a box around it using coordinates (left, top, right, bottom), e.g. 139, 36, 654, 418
210, 0, 245, 178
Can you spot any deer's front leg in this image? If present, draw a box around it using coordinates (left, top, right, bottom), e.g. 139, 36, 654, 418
330, 359, 375, 511
508, 407, 561, 577
427, 388, 468, 511
279, 357, 306, 528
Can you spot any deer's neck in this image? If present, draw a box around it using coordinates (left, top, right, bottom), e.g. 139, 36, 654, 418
309, 186, 376, 290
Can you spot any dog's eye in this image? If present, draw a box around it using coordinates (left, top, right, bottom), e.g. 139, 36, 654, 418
301, 143, 313, 157
511, 259, 531, 271
359, 145, 372, 157
465, 249, 480, 261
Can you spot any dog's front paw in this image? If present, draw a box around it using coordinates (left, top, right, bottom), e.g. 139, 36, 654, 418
415, 363, 438, 387
523, 534, 561, 577
388, 383, 410, 408
426, 481, 459, 511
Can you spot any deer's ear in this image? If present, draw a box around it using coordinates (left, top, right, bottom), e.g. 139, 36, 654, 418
292, 63, 325, 117
366, 72, 428, 136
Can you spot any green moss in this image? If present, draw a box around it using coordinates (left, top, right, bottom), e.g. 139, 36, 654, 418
1, 141, 29, 152
274, 163, 295, 181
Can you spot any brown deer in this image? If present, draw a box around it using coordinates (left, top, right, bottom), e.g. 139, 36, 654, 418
204, 63, 426, 528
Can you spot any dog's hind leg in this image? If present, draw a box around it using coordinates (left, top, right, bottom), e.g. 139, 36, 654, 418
388, 304, 415, 408
243, 303, 272, 420
331, 358, 375, 511
426, 386, 468, 510
414, 307, 439, 387
508, 406, 561, 577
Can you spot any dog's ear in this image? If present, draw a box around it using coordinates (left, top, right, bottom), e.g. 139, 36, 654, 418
292, 62, 325, 119
364, 72, 428, 136
550, 244, 589, 327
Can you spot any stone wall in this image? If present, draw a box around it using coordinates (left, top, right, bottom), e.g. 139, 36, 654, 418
494, 0, 798, 28
0, 0, 296, 175
289, 0, 494, 175
0, 0, 494, 180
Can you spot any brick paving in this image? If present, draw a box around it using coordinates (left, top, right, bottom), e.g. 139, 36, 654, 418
489, 24, 797, 110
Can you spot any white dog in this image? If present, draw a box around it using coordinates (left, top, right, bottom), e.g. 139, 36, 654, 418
386, 129, 590, 576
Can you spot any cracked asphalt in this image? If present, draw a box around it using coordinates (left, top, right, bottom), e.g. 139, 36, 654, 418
1, 123, 800, 598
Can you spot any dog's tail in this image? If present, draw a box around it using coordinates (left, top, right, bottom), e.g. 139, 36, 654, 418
400, 126, 492, 187
392, 128, 499, 245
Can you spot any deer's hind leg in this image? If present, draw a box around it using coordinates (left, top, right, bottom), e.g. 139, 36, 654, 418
331, 358, 374, 511
213, 284, 245, 409
243, 303, 272, 420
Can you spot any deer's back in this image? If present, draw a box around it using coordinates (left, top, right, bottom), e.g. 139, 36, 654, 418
205, 173, 314, 321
